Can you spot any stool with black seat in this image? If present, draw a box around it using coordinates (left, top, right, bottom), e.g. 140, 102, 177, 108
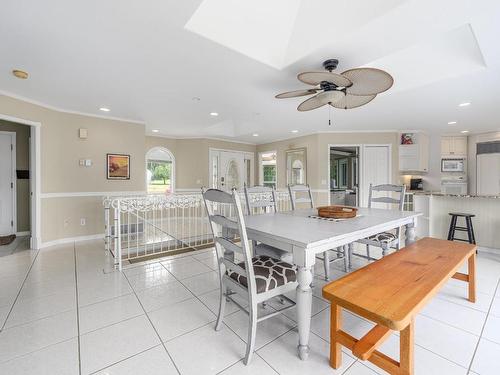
447, 213, 476, 249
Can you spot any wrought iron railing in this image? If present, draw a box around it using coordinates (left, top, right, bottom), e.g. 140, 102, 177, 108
104, 190, 292, 269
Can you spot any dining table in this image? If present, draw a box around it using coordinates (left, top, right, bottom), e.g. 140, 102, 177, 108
244, 207, 422, 360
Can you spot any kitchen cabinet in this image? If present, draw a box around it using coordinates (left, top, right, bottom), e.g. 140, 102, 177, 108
441, 136, 467, 156
399, 133, 429, 172
330, 190, 346, 205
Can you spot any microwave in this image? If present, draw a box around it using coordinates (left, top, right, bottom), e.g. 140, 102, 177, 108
441, 158, 465, 172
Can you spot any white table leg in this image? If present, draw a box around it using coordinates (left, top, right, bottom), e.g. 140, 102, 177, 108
296, 265, 313, 360
405, 220, 416, 246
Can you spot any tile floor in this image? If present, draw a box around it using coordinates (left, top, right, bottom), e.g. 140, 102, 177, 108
0, 240, 499, 374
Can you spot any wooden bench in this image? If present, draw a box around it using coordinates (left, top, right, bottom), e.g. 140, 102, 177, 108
322, 237, 476, 375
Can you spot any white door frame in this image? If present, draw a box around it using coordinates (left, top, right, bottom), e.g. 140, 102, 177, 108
0, 131, 16, 234
208, 148, 255, 189
327, 144, 362, 205
327, 143, 392, 206
0, 114, 41, 249
258, 150, 278, 187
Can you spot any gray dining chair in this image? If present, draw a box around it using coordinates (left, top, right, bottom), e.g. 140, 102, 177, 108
202, 188, 297, 365
287, 184, 348, 279
354, 183, 406, 260
243, 185, 292, 263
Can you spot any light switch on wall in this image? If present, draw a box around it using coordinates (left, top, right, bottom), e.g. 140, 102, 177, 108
85, 159, 92, 167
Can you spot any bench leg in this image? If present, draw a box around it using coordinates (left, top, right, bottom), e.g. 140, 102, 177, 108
330, 303, 343, 368
400, 320, 414, 375
468, 253, 476, 303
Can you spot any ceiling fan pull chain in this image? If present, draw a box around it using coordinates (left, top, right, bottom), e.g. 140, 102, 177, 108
328, 104, 332, 126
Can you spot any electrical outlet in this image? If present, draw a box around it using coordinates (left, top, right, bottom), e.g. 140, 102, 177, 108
80, 218, 86, 226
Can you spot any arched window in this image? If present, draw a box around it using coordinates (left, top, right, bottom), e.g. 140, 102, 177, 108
146, 147, 175, 194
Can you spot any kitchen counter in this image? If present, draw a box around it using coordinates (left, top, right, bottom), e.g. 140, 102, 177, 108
413, 194, 500, 250
409, 191, 500, 199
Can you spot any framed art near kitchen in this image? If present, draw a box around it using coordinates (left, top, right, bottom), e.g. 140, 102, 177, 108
107, 153, 130, 180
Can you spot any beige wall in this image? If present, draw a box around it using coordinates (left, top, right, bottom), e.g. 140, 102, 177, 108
146, 136, 256, 189
0, 95, 146, 243
257, 132, 399, 205
0, 119, 30, 232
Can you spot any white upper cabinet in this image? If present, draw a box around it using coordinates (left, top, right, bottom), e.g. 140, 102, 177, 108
441, 136, 467, 156
399, 133, 429, 173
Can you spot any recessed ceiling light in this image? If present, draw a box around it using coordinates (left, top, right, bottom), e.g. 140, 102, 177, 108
210, 112, 219, 116
458, 102, 471, 107
152, 129, 159, 133
291, 130, 299, 133
99, 107, 110, 112
461, 130, 469, 134
12, 69, 29, 79
252, 133, 259, 137
447, 121, 457, 125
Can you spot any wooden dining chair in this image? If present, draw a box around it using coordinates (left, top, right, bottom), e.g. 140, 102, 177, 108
355, 183, 406, 260
202, 188, 298, 365
244, 185, 292, 262
287, 184, 348, 279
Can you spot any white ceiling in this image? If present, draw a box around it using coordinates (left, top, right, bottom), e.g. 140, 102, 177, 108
1, 0, 500, 144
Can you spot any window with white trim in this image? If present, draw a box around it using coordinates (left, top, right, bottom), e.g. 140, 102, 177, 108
146, 147, 175, 194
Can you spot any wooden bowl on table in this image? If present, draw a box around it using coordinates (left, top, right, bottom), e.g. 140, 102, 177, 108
317, 205, 358, 219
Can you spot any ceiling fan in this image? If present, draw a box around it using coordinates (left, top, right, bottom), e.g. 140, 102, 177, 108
276, 59, 393, 112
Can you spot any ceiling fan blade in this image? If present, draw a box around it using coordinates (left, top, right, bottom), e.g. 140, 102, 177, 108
297, 71, 352, 87
329, 93, 377, 109
275, 89, 319, 99
342, 68, 394, 95
297, 91, 343, 111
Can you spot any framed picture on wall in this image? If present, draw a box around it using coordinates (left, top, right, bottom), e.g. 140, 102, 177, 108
107, 153, 130, 180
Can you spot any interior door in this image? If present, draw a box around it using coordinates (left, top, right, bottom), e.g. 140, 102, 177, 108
219, 151, 245, 191
0, 133, 14, 235
362, 145, 391, 208
477, 153, 500, 195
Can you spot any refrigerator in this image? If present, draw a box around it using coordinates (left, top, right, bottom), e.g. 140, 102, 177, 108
477, 141, 500, 195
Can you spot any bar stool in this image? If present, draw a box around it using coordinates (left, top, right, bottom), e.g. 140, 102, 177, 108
447, 212, 476, 245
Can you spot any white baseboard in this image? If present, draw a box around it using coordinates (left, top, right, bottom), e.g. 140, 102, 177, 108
41, 234, 104, 248
16, 231, 31, 236
477, 246, 500, 255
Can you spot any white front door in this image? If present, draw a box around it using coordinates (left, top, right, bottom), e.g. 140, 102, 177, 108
361, 145, 391, 208
0, 133, 15, 235
219, 151, 245, 191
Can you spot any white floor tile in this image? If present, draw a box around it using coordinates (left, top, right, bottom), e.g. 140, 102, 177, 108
198, 289, 248, 316
224, 307, 296, 349
342, 362, 379, 375
165, 323, 246, 375
420, 297, 487, 335
5, 290, 76, 328
192, 249, 216, 260
413, 315, 479, 367
148, 297, 216, 341
197, 255, 219, 270
135, 280, 193, 312
79, 293, 144, 334
0, 338, 79, 375
471, 338, 500, 375
18, 277, 75, 301
94, 345, 178, 375
436, 285, 493, 313
126, 266, 176, 291
268, 294, 329, 322
311, 308, 374, 343
258, 330, 355, 375
123, 262, 165, 277
482, 314, 500, 344
80, 315, 160, 374
78, 273, 132, 306
0, 310, 77, 362
490, 296, 500, 317
181, 271, 220, 295
219, 354, 278, 375
361, 333, 468, 375
162, 258, 212, 279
